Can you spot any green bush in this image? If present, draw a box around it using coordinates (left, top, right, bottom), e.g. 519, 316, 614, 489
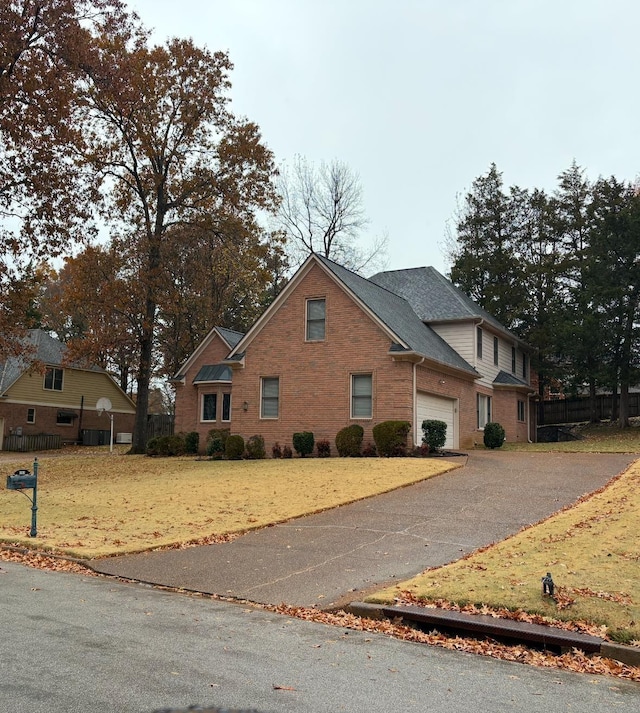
372, 420, 411, 457
206, 428, 229, 458
293, 431, 314, 457
225, 434, 245, 460
316, 439, 331, 457
483, 422, 506, 449
246, 435, 266, 459
422, 419, 447, 453
184, 431, 199, 454
147, 434, 186, 457
335, 424, 364, 457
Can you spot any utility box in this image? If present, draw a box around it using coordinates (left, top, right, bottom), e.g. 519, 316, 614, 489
6, 469, 36, 490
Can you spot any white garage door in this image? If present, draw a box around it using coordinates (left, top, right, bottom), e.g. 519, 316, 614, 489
416, 393, 457, 449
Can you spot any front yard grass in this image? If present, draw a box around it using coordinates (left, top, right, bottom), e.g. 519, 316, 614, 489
367, 458, 640, 644
0, 451, 457, 559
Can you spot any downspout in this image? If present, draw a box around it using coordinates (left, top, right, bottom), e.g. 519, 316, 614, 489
413, 357, 426, 446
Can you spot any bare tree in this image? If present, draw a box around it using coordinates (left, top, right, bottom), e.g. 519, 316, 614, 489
277, 155, 386, 273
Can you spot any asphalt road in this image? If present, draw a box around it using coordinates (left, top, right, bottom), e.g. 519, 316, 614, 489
2, 562, 640, 713
90, 451, 637, 609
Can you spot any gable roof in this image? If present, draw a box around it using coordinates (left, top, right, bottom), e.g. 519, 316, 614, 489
228, 254, 478, 377
370, 266, 520, 342
172, 326, 245, 381
0, 330, 130, 402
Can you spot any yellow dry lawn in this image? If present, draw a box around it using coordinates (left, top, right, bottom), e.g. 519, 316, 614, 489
369, 459, 640, 642
0, 451, 457, 559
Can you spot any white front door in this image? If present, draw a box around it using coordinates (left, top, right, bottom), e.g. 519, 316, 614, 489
416, 393, 457, 449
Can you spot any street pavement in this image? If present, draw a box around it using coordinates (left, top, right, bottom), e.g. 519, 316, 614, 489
90, 451, 637, 609
2, 561, 640, 713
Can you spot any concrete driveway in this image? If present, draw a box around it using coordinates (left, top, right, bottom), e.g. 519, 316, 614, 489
89, 451, 636, 609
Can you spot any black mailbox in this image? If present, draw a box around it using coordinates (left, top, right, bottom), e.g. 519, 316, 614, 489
6, 469, 36, 490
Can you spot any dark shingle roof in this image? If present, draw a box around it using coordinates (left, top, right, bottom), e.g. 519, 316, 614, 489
193, 364, 233, 383
0, 330, 72, 394
316, 256, 478, 376
493, 370, 529, 387
216, 327, 244, 349
370, 266, 511, 336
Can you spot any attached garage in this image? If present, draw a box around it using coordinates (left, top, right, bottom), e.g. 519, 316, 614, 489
416, 392, 458, 449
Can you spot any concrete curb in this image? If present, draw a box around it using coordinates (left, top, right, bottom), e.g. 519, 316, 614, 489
345, 602, 640, 667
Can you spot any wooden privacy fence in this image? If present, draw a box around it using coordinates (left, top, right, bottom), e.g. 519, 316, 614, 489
3, 434, 62, 452
146, 414, 174, 440
538, 393, 640, 425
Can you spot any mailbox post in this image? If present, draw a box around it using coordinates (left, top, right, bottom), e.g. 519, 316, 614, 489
6, 458, 38, 537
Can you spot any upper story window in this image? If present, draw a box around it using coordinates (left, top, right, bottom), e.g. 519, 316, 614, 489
261, 377, 280, 419
306, 298, 326, 341
44, 367, 63, 391
493, 336, 499, 366
476, 327, 483, 360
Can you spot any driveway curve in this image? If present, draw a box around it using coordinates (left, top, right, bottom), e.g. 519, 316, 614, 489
89, 451, 637, 610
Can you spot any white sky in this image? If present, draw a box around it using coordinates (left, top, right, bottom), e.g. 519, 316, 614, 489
126, 0, 640, 276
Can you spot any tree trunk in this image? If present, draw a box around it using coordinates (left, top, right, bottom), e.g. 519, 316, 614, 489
619, 382, 630, 428
588, 377, 598, 423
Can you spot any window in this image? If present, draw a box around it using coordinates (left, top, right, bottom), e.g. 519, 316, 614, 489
522, 353, 528, 380
26, 408, 35, 424
222, 393, 231, 422
202, 394, 217, 422
306, 298, 326, 340
351, 374, 372, 419
44, 367, 63, 391
517, 400, 525, 422
511, 347, 516, 374
477, 393, 492, 429
261, 377, 279, 418
476, 326, 483, 360
493, 337, 499, 366
56, 411, 75, 425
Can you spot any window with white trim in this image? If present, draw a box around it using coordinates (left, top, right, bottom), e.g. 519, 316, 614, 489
44, 367, 63, 391
261, 377, 279, 418
27, 408, 35, 424
351, 373, 372, 419
477, 327, 483, 360
511, 347, 516, 373
477, 393, 492, 429
517, 400, 525, 422
493, 336, 499, 366
202, 394, 217, 422
222, 393, 231, 422
306, 298, 326, 341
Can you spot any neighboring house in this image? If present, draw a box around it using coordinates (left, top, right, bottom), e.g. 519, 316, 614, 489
0, 329, 136, 449
172, 254, 536, 453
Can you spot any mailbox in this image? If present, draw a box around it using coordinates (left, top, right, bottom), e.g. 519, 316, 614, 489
6, 469, 36, 490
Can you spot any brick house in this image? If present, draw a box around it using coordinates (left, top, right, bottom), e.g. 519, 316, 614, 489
172, 254, 536, 453
0, 329, 136, 448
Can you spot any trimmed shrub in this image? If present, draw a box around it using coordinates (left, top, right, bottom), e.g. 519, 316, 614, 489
272, 442, 283, 459
335, 424, 364, 457
246, 435, 266, 459
225, 434, 245, 460
293, 431, 314, 457
372, 420, 411, 457
184, 431, 199, 455
282, 445, 293, 458
422, 419, 447, 453
147, 434, 186, 456
316, 439, 331, 457
362, 442, 377, 457
483, 422, 506, 449
206, 428, 229, 458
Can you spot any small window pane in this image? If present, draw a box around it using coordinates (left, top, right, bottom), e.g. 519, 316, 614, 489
27, 408, 35, 424
477, 327, 483, 360
352, 374, 372, 418
493, 337, 499, 366
222, 393, 231, 421
261, 378, 279, 418
511, 347, 516, 373
202, 394, 217, 421
306, 299, 326, 340
44, 367, 63, 391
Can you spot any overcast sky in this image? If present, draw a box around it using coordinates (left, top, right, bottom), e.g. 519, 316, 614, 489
126, 0, 640, 276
